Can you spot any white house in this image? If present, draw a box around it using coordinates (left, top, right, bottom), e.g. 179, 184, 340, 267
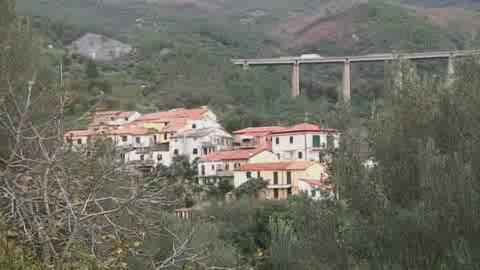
197, 148, 277, 186
123, 144, 172, 168
297, 177, 334, 200
109, 127, 156, 149
170, 127, 233, 163
232, 126, 286, 150
271, 123, 340, 162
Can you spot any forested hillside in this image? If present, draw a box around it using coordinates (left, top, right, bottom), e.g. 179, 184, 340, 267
15, 0, 480, 129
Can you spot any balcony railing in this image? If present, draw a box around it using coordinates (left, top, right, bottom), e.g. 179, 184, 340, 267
267, 184, 292, 189
216, 170, 234, 177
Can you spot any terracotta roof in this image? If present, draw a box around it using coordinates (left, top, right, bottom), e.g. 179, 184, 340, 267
109, 127, 153, 136
201, 148, 268, 162
233, 126, 286, 135
94, 111, 137, 117
271, 123, 337, 134
299, 177, 334, 191
136, 108, 208, 122
64, 130, 99, 137
162, 119, 189, 133
236, 161, 318, 171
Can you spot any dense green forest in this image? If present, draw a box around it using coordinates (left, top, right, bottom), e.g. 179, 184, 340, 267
2, 0, 480, 269
15, 0, 480, 130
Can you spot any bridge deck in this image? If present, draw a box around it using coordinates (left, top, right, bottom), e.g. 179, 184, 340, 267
232, 50, 480, 66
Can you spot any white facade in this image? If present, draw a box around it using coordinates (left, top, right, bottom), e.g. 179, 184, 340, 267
123, 148, 172, 167
170, 128, 233, 163
111, 133, 155, 149
108, 112, 141, 126
198, 150, 277, 179
272, 132, 340, 162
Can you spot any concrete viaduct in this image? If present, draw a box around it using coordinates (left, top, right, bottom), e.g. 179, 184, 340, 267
232, 50, 480, 101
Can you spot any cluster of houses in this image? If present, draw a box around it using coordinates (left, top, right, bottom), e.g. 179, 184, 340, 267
64, 107, 340, 200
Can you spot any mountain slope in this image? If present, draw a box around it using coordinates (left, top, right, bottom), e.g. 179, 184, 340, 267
15, 0, 480, 129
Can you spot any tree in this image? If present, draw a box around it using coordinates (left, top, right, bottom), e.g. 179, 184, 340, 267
85, 59, 99, 79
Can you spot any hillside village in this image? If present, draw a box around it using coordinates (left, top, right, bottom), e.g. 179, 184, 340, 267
64, 107, 340, 201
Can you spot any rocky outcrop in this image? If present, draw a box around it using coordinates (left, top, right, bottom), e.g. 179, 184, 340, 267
69, 33, 133, 61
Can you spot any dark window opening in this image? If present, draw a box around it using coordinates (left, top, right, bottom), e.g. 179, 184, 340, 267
274, 189, 279, 199
275, 137, 279, 145
122, 136, 128, 142
313, 135, 321, 147
287, 172, 292, 185
174, 149, 179, 155
273, 172, 278, 185
135, 137, 141, 144
77, 139, 82, 145
246, 172, 252, 178
193, 148, 198, 155
289, 136, 294, 144
157, 154, 162, 161
298, 152, 303, 159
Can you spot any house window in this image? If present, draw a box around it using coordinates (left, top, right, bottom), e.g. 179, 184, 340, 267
164, 134, 168, 140
225, 164, 230, 171
153, 135, 157, 143
174, 149, 179, 155
201, 165, 205, 176
122, 136, 128, 142
140, 155, 144, 161
277, 153, 280, 160
157, 154, 162, 161
289, 136, 294, 144
192, 124, 197, 129
246, 172, 252, 179
212, 165, 215, 170
287, 188, 292, 196
124, 117, 128, 121
120, 153, 125, 160
274, 189, 279, 199
273, 172, 278, 185
77, 139, 82, 145
287, 172, 291, 185
135, 137, 141, 144
110, 117, 115, 120
298, 152, 303, 159
203, 148, 208, 155
193, 148, 198, 155
257, 171, 261, 178
275, 137, 279, 145
313, 135, 321, 147
66, 137, 72, 143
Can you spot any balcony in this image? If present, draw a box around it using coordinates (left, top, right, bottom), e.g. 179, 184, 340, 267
267, 184, 292, 189
216, 170, 234, 177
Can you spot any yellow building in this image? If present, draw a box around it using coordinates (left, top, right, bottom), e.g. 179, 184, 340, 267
234, 161, 327, 200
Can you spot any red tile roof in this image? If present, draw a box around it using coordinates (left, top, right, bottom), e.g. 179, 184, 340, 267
108, 127, 153, 136
299, 177, 334, 191
201, 148, 268, 162
136, 108, 208, 122
233, 126, 286, 135
236, 161, 318, 171
64, 130, 99, 138
271, 123, 337, 134
94, 111, 137, 118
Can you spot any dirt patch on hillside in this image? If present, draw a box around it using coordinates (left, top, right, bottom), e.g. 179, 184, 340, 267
415, 7, 480, 32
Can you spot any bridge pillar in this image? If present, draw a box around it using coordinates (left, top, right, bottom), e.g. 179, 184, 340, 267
446, 55, 454, 86
291, 62, 300, 97
342, 60, 351, 102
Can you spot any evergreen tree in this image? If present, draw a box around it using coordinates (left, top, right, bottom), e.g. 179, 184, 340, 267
85, 59, 99, 79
